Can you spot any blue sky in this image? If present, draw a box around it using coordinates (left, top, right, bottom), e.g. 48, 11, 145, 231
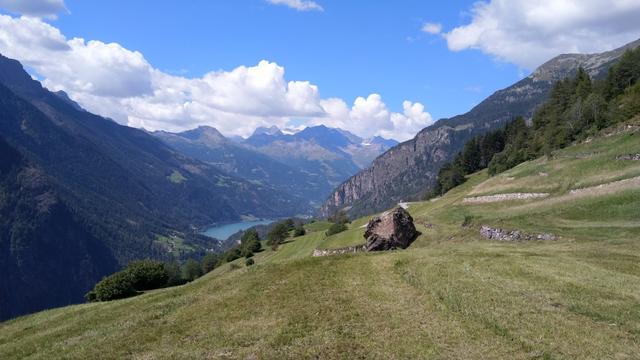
54, 0, 519, 121
1, 0, 639, 140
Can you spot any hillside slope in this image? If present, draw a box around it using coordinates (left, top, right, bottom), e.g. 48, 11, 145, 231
321, 38, 640, 218
2, 121, 638, 359
0, 54, 304, 319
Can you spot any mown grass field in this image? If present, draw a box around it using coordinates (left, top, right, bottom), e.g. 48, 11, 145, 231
1, 126, 639, 359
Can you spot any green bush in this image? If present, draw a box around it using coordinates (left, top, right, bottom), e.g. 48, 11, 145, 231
182, 259, 203, 282
220, 248, 242, 264
267, 222, 289, 249
240, 229, 261, 257
126, 260, 168, 291
293, 225, 306, 237
201, 253, 220, 274
91, 271, 137, 301
245, 258, 255, 266
326, 223, 347, 236
164, 262, 185, 286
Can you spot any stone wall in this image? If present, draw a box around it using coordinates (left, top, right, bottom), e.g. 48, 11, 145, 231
480, 226, 556, 241
312, 245, 364, 257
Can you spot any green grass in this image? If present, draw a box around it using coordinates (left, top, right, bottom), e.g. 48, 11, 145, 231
154, 234, 195, 256
2, 126, 640, 359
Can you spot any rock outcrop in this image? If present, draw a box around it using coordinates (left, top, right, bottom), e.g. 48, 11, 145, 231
616, 154, 640, 161
363, 207, 419, 251
480, 226, 556, 241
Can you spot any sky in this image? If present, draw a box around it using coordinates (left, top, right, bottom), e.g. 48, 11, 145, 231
0, 0, 639, 141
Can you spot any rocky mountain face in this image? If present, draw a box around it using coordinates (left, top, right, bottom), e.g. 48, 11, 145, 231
244, 125, 397, 193
321, 39, 640, 218
156, 124, 397, 207
0, 54, 305, 319
154, 126, 322, 209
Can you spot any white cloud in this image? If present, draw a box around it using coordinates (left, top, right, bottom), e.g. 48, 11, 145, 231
266, 0, 323, 12
0, 14, 429, 141
0, 0, 66, 19
421, 22, 442, 35
310, 95, 434, 141
444, 0, 640, 69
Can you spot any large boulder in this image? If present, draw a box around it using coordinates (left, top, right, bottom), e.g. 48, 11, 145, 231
363, 207, 419, 251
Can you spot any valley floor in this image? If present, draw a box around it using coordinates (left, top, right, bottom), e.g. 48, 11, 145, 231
1, 125, 639, 359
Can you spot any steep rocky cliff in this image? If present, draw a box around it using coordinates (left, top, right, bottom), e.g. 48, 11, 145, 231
321, 39, 640, 218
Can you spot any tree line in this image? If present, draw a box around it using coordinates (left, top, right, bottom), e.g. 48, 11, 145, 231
428, 47, 640, 198
86, 218, 309, 301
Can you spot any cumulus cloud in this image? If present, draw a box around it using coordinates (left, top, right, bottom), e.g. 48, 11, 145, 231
0, 14, 429, 141
266, 0, 323, 12
444, 0, 640, 69
0, 0, 66, 19
310, 95, 434, 141
421, 22, 442, 35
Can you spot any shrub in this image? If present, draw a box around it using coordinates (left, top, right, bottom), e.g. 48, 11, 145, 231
182, 259, 203, 282
164, 262, 185, 286
201, 253, 220, 274
293, 225, 306, 237
91, 271, 137, 301
326, 223, 348, 236
126, 260, 169, 291
267, 222, 289, 248
245, 258, 255, 266
84, 290, 97, 302
220, 248, 242, 264
240, 229, 261, 255
284, 218, 295, 230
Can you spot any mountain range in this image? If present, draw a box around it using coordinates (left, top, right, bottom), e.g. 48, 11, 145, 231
321, 38, 640, 217
0, 54, 307, 319
154, 124, 397, 207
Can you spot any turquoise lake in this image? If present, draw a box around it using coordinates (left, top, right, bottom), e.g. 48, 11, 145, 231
202, 219, 273, 240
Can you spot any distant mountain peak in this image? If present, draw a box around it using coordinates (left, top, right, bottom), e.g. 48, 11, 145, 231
364, 136, 398, 148
252, 125, 283, 137
53, 90, 85, 112
530, 38, 640, 82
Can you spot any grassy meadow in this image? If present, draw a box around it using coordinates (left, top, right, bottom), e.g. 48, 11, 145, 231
1, 126, 639, 359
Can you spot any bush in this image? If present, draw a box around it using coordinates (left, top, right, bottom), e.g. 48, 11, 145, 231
201, 253, 219, 274
84, 290, 97, 302
241, 229, 262, 255
245, 258, 255, 266
267, 222, 289, 249
164, 262, 185, 286
326, 223, 347, 236
182, 259, 203, 282
293, 225, 306, 237
126, 260, 169, 291
91, 271, 137, 301
220, 248, 242, 264
284, 218, 295, 230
